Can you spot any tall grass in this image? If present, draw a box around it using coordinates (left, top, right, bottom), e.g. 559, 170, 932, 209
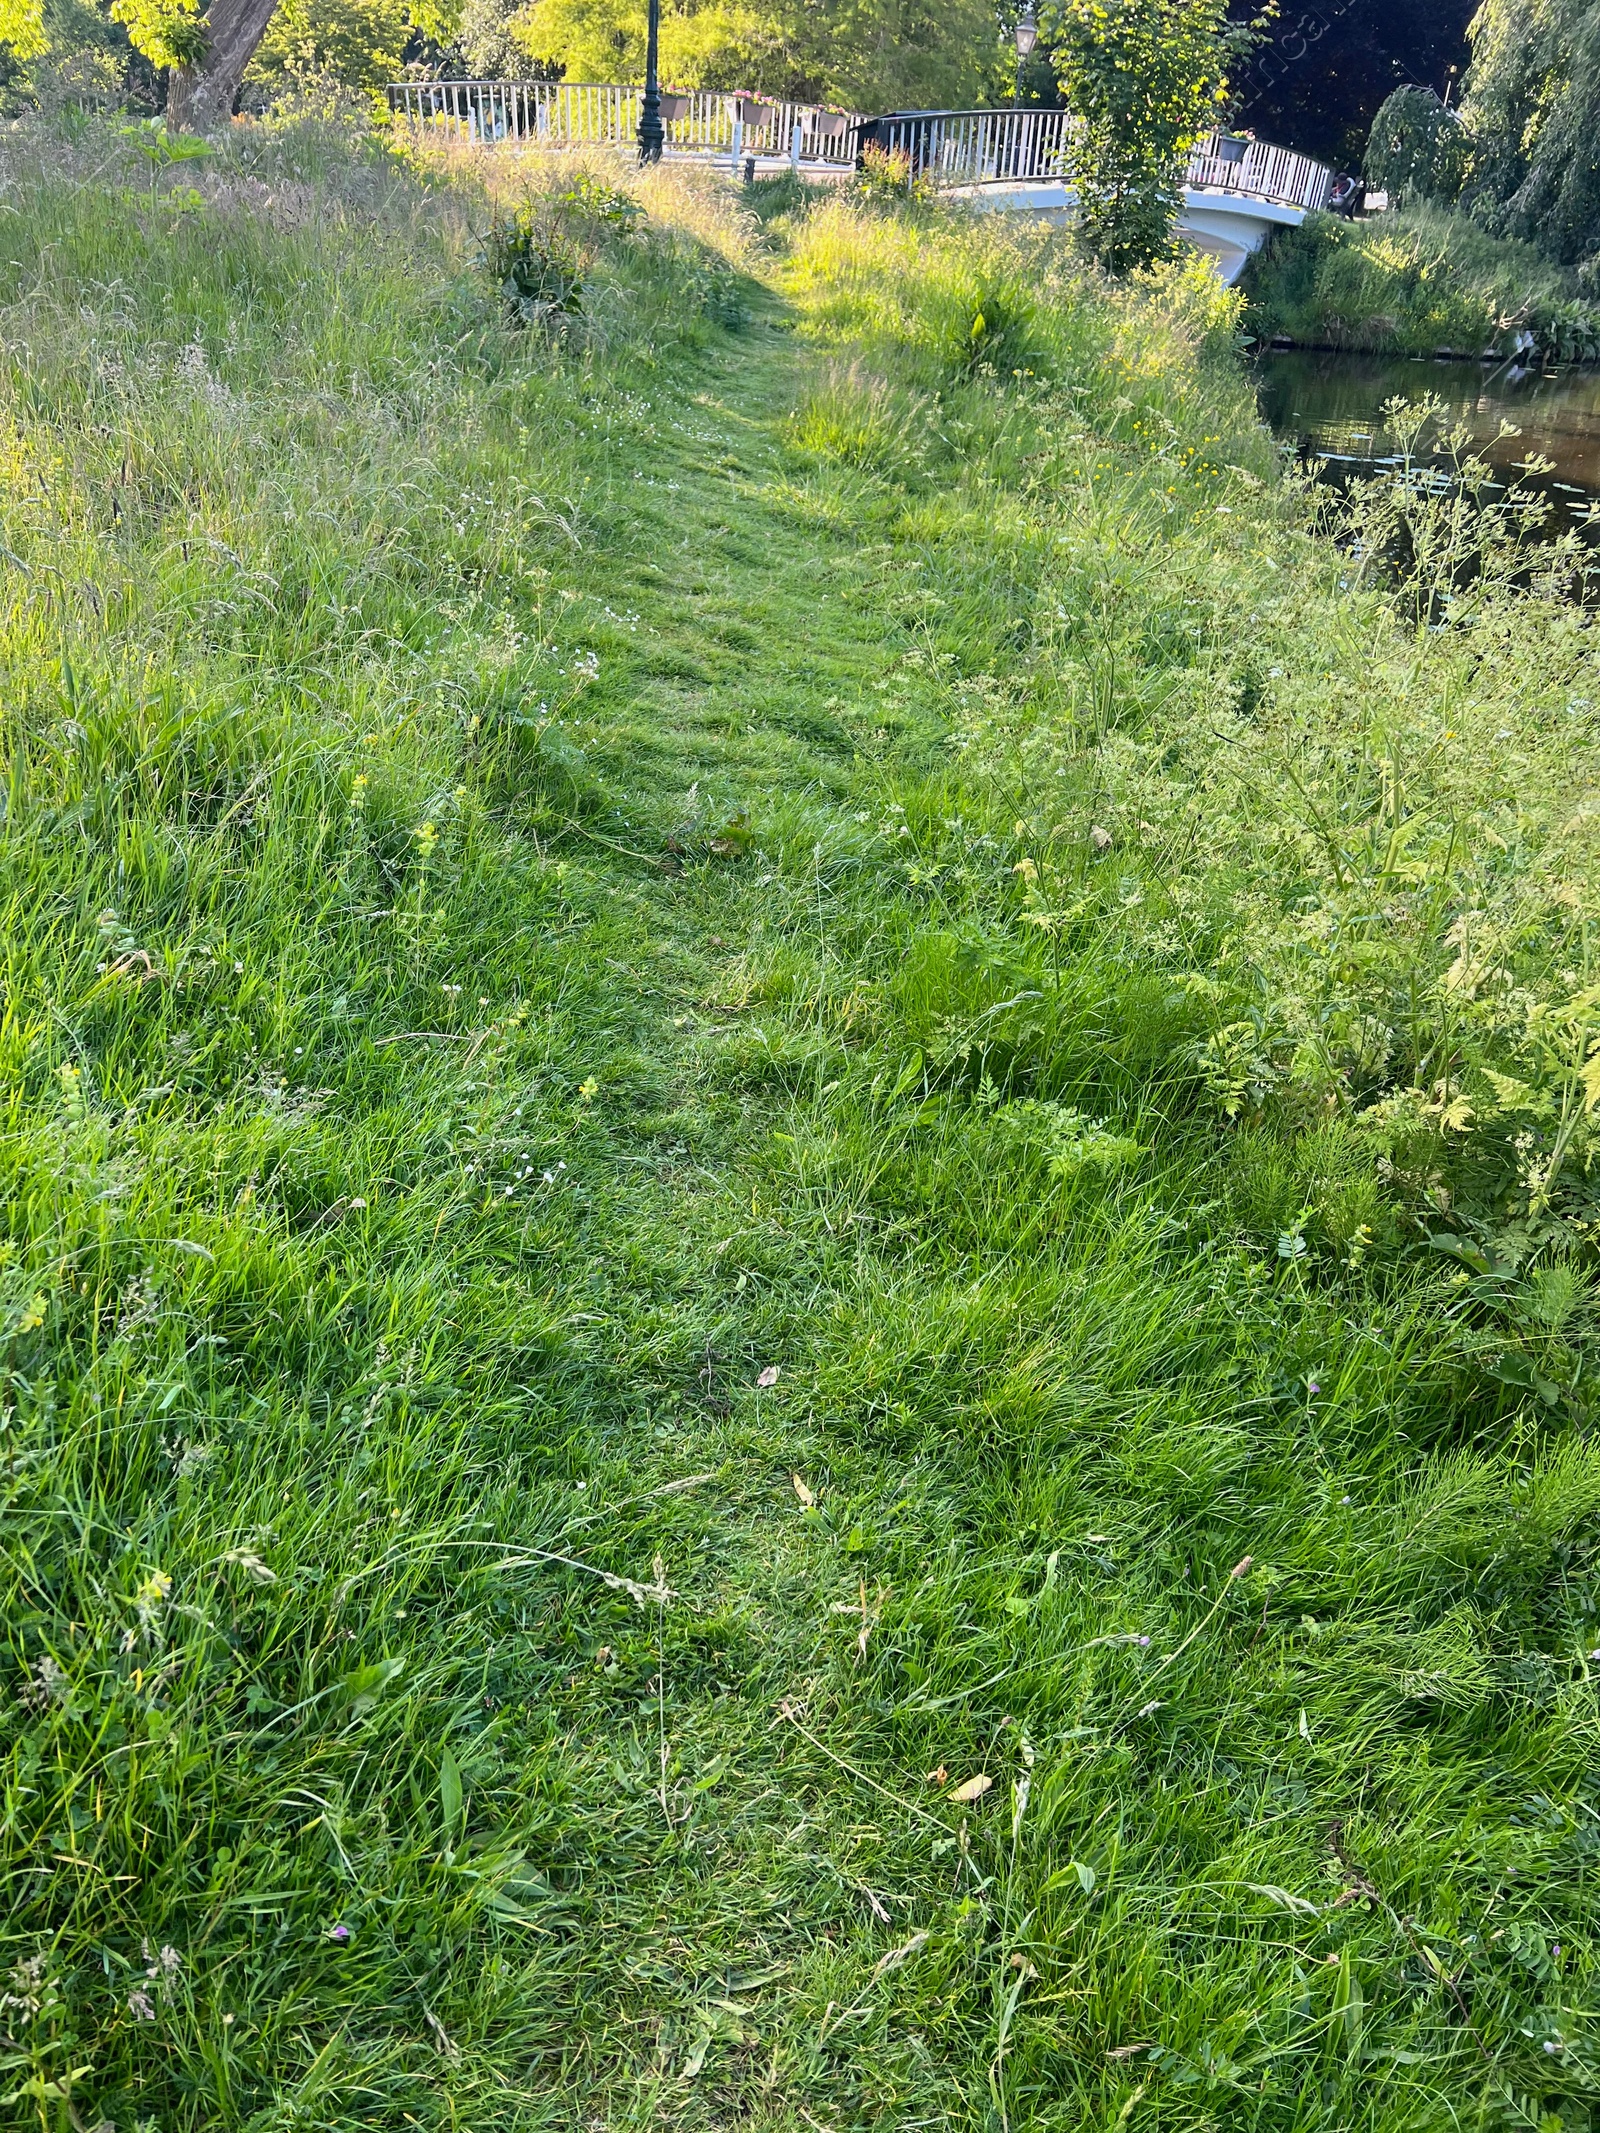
2, 118, 1599, 2133
1244, 203, 1599, 358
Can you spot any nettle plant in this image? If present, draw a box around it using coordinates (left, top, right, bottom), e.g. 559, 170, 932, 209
479, 175, 646, 329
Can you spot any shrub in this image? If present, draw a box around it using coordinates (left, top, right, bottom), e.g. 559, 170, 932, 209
479, 201, 588, 325
1243, 203, 1580, 356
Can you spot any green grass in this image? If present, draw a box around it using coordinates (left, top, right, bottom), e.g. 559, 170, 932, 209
1244, 203, 1600, 360
4, 116, 1600, 2133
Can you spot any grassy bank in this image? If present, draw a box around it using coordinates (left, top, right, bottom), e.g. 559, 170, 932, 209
1244, 203, 1600, 361
4, 115, 1600, 2133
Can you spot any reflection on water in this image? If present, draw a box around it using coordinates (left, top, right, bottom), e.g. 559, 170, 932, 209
1253, 349, 1600, 525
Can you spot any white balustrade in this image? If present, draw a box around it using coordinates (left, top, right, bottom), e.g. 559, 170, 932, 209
387, 84, 1333, 214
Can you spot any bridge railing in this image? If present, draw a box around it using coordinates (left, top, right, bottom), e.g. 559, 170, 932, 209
1186, 131, 1332, 212
388, 80, 864, 164
864, 111, 1331, 212
858, 106, 1078, 184
387, 85, 1333, 214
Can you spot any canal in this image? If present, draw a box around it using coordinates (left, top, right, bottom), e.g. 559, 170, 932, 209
1253, 349, 1600, 525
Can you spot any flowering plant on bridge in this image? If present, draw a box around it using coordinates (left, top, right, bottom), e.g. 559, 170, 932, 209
1043, 0, 1266, 273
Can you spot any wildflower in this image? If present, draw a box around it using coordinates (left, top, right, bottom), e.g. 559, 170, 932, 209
133, 1569, 172, 1630
328, 1923, 350, 1943
577, 1078, 598, 1100
127, 1987, 156, 2021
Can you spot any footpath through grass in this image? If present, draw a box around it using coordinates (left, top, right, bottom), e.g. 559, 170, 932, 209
4, 119, 1600, 2133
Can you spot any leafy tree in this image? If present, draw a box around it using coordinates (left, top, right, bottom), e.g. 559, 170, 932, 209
0, 0, 157, 115
512, 0, 993, 108
246, 0, 409, 92
513, 0, 775, 90
110, 0, 275, 125
0, 0, 48, 57
452, 0, 528, 73
1458, 0, 1600, 276
1227, 0, 1474, 170
1364, 83, 1469, 205
1042, 0, 1258, 274
107, 0, 459, 126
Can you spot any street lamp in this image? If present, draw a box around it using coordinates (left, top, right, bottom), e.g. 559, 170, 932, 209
1014, 1, 1038, 103
638, 0, 663, 162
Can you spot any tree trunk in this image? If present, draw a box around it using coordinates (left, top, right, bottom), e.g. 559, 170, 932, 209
166, 0, 281, 132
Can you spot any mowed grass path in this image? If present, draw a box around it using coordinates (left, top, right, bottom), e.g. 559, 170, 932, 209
3, 135, 1595, 2133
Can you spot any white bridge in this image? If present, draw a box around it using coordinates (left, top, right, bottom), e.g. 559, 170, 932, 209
390, 82, 1332, 284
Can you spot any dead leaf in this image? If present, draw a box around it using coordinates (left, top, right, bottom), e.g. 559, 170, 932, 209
925, 1765, 948, 1786
1088, 825, 1113, 853
1107, 2042, 1151, 2060
948, 1773, 993, 1804
791, 1474, 816, 1508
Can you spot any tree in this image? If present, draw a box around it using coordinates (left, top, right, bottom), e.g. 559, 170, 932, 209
513, 0, 776, 91
111, 0, 280, 125
1043, 0, 1258, 274
1364, 82, 1469, 204
109, 0, 458, 127
1458, 0, 1600, 276
512, 0, 994, 109
453, 0, 527, 74
0, 0, 48, 58
246, 0, 410, 93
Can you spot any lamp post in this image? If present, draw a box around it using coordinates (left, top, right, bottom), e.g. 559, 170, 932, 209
638, 0, 663, 162
1014, 0, 1038, 105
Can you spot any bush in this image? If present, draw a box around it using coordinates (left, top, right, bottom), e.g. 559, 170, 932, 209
480, 201, 587, 325
1243, 203, 1583, 356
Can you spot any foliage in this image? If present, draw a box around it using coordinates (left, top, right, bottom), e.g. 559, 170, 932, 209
108, 0, 201, 67
0, 0, 47, 57
245, 0, 412, 93
1363, 83, 1470, 206
0, 0, 147, 113
1459, 0, 1600, 274
1243, 201, 1593, 357
850, 143, 932, 206
477, 174, 644, 327
482, 202, 590, 321
3, 110, 1600, 2133
451, 0, 528, 73
1230, 0, 1475, 170
1042, 0, 1256, 275
512, 0, 995, 109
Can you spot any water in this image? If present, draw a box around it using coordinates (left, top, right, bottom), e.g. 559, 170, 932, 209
1253, 349, 1600, 525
